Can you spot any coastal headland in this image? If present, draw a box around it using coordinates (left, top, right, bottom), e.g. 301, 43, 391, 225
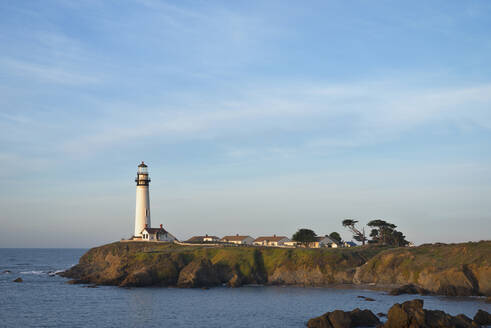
62, 240, 490, 296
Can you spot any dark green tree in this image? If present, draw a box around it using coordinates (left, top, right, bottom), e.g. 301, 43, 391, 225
292, 229, 317, 246
329, 232, 342, 243
367, 219, 408, 247
342, 219, 367, 245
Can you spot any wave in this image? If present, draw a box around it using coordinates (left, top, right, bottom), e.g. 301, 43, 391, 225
20, 270, 44, 275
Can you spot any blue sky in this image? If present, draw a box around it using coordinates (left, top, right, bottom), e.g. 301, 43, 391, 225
1, 0, 490, 247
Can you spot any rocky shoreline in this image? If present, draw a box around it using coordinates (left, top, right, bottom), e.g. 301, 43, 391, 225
61, 240, 490, 297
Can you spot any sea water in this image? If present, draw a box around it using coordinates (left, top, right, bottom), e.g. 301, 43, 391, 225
0, 248, 489, 327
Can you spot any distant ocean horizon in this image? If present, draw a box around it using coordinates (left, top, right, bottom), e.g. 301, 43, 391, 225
1, 248, 489, 327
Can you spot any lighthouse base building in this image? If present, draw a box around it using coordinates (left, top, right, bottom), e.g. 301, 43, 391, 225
131, 162, 177, 243
141, 224, 177, 242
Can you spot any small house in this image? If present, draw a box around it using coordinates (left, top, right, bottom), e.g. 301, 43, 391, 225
185, 234, 220, 243
220, 234, 254, 245
253, 235, 291, 247
141, 224, 177, 242
283, 240, 298, 247
309, 235, 340, 248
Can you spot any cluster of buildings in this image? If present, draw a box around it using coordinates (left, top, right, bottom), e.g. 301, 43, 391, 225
129, 162, 357, 248
183, 234, 357, 248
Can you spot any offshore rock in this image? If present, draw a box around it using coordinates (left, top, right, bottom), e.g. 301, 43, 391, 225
389, 284, 431, 296
307, 308, 380, 328
473, 309, 491, 326
383, 299, 476, 328
13, 277, 23, 283
308, 300, 488, 328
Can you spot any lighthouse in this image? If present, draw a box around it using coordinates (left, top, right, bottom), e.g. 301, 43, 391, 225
134, 161, 151, 238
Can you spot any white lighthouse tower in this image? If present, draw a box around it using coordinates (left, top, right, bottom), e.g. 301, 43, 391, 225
134, 161, 151, 238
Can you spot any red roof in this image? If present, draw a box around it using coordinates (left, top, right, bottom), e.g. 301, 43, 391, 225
142, 227, 167, 234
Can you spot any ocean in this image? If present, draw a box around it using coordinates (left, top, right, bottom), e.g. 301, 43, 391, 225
0, 248, 489, 327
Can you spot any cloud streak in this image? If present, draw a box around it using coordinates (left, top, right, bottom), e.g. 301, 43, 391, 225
57, 80, 491, 157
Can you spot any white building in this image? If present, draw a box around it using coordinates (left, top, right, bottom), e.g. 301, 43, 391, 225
283, 240, 299, 247
253, 235, 291, 247
142, 224, 177, 242
186, 234, 220, 243
220, 235, 254, 245
309, 235, 340, 248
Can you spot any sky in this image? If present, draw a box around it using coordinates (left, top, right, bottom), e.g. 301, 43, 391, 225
0, 0, 490, 248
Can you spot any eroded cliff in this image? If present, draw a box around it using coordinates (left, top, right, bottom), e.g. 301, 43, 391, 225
61, 240, 491, 296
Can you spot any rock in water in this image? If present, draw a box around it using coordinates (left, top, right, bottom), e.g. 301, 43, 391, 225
13, 277, 23, 282
383, 299, 476, 328
349, 309, 380, 327
389, 284, 430, 296
2, 270, 12, 274
473, 309, 491, 326
307, 308, 380, 328
308, 301, 487, 328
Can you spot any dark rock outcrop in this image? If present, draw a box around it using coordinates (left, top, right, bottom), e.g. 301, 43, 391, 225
389, 284, 431, 296
309, 301, 488, 328
177, 259, 222, 288
473, 309, 491, 326
120, 268, 154, 287
2, 270, 12, 274
307, 308, 380, 328
383, 299, 477, 328
13, 277, 23, 283
66, 279, 88, 285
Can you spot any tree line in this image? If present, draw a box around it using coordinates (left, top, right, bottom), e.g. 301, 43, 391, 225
342, 218, 408, 246
292, 218, 409, 247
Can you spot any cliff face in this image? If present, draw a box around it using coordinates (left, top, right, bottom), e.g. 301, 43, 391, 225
354, 241, 491, 296
61, 242, 384, 288
62, 241, 491, 296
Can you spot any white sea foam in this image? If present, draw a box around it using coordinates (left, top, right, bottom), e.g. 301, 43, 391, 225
20, 271, 44, 275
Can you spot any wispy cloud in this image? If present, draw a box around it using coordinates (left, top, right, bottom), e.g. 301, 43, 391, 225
57, 79, 491, 157
0, 57, 101, 85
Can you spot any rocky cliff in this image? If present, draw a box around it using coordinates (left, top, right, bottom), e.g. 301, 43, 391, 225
354, 241, 491, 296
61, 240, 490, 296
